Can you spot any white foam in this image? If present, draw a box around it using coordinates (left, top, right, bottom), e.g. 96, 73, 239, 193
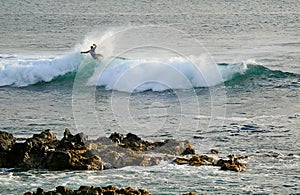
0, 52, 81, 87
87, 56, 247, 92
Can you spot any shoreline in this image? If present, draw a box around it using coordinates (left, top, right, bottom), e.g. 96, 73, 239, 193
1, 129, 298, 194
1, 129, 249, 195
0, 128, 247, 172
24, 185, 201, 195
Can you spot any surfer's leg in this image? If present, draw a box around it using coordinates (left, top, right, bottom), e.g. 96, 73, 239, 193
97, 54, 103, 58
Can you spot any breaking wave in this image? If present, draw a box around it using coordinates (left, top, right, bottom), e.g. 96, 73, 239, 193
1, 51, 299, 92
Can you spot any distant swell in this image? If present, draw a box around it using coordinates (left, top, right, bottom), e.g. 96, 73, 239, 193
225, 64, 300, 86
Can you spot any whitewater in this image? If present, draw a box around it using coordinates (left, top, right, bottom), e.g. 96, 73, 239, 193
0, 44, 248, 91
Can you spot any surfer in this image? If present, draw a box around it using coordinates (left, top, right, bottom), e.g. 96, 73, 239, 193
80, 44, 102, 59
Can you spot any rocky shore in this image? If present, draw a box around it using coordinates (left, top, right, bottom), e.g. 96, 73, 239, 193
24, 185, 151, 195
1, 129, 248, 194
24, 185, 200, 195
0, 129, 193, 170
0, 129, 247, 172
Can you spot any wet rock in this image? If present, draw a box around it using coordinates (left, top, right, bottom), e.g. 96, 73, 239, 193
1, 129, 193, 170
109, 132, 124, 144
188, 156, 205, 166
46, 150, 72, 170
56, 186, 73, 195
173, 152, 247, 172
91, 132, 191, 168
44, 129, 103, 170
23, 192, 33, 195
218, 154, 248, 172
5, 129, 58, 168
36, 187, 46, 195
25, 185, 202, 195
57, 129, 87, 150
214, 159, 226, 167
32, 129, 57, 143
109, 132, 165, 151
46, 149, 103, 170
0, 129, 104, 170
153, 139, 190, 156
210, 149, 219, 154
181, 144, 196, 155
0, 131, 16, 166
220, 159, 247, 172
0, 131, 16, 151
25, 185, 152, 195
173, 157, 190, 165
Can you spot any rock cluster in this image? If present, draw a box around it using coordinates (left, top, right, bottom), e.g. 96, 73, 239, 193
0, 129, 247, 172
24, 185, 201, 195
173, 153, 247, 172
87, 132, 191, 168
0, 129, 103, 170
0, 129, 191, 170
24, 185, 151, 195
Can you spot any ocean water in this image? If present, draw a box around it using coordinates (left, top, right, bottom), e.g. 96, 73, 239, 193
0, 0, 299, 194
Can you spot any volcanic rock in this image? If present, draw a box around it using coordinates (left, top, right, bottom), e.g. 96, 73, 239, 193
181, 144, 196, 155
0, 131, 16, 166
173, 153, 247, 172
0, 129, 192, 170
24, 185, 152, 195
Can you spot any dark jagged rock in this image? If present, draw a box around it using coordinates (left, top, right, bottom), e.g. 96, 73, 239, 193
3, 129, 247, 172
219, 154, 247, 172
56, 186, 73, 194
210, 149, 219, 154
38, 188, 46, 195
45, 150, 72, 170
109, 132, 124, 144
0, 131, 16, 151
6, 129, 58, 168
0, 131, 16, 167
24, 185, 201, 195
173, 153, 247, 172
57, 128, 87, 150
0, 129, 103, 170
46, 129, 103, 171
181, 144, 195, 155
109, 132, 165, 151
0, 129, 248, 172
90, 132, 192, 168
0, 129, 192, 170
24, 185, 152, 195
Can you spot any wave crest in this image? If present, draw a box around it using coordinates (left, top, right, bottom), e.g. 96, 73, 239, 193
86, 56, 247, 92
1, 52, 298, 91
0, 53, 81, 87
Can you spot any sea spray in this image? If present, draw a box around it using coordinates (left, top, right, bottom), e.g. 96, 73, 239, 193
75, 29, 120, 58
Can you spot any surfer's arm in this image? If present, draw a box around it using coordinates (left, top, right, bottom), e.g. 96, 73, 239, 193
80, 50, 89, 54
92, 44, 97, 49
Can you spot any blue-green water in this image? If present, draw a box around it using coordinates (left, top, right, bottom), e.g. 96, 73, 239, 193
0, 0, 299, 194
